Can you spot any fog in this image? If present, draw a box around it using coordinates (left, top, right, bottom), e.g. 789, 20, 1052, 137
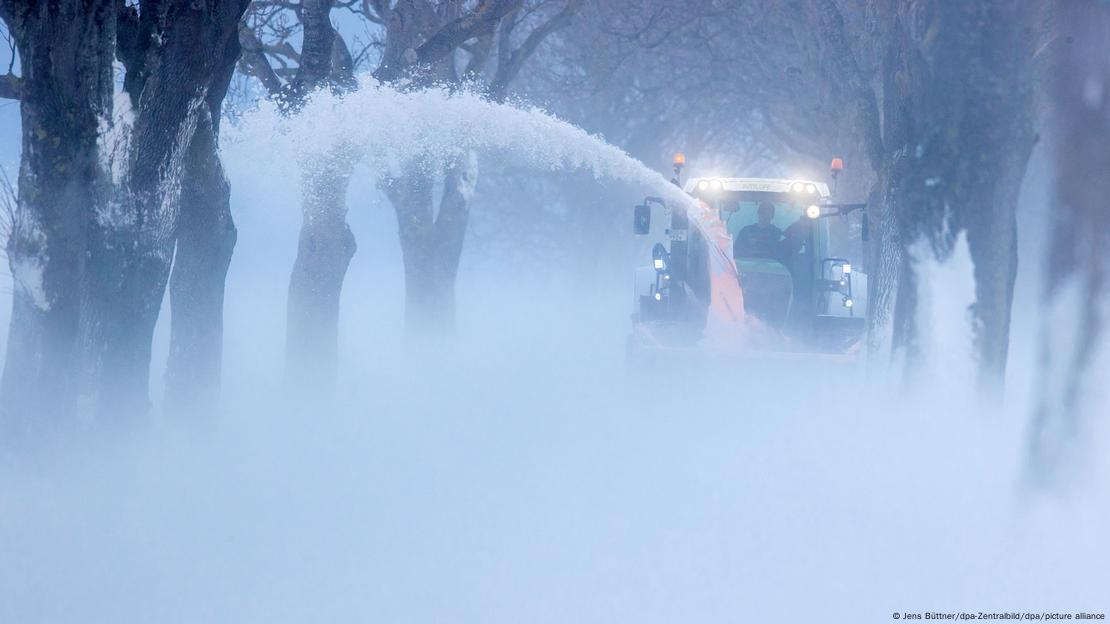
2, 79, 1108, 622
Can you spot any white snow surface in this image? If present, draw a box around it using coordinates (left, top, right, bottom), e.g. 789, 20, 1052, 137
0, 79, 1108, 623
99, 91, 134, 189
908, 232, 978, 400
10, 256, 49, 311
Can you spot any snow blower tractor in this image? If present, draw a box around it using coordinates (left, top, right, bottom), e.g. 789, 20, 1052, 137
628, 156, 867, 361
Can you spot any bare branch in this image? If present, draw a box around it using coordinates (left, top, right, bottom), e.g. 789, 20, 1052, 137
375, 0, 524, 82
238, 23, 286, 96
2, 19, 16, 76
462, 31, 494, 81
489, 0, 580, 100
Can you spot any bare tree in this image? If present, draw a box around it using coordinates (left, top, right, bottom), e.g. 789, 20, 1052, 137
0, 1, 249, 427
371, 0, 581, 336
238, 0, 580, 374
238, 0, 359, 397
873, 1, 1040, 390
0, 2, 116, 427
156, 2, 254, 417
540, 0, 1043, 390
90, 1, 250, 420
1027, 0, 1110, 485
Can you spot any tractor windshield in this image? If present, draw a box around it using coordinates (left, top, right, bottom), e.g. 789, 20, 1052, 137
715, 193, 814, 263
725, 200, 805, 239
711, 191, 822, 329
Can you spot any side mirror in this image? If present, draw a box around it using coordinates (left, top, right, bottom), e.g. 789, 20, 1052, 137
633, 204, 651, 235
861, 213, 870, 242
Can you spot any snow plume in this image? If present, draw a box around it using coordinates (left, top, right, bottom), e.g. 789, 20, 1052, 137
450, 150, 480, 203
906, 231, 978, 399
226, 78, 693, 210
3, 80, 1109, 623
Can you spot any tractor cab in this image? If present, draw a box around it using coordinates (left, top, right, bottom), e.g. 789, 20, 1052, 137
630, 159, 867, 357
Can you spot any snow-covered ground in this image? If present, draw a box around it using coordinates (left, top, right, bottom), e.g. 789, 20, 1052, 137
1, 86, 1108, 623
3, 280, 1108, 622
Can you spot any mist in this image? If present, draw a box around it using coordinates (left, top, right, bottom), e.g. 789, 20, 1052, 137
3, 103, 1108, 622
3, 2, 1110, 622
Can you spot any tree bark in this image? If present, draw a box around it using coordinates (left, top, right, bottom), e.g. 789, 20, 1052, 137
863, 8, 910, 368
165, 107, 237, 418
875, 1, 1036, 386
288, 0, 338, 102
85, 0, 247, 422
0, 2, 115, 430
163, 13, 243, 418
963, 133, 1035, 391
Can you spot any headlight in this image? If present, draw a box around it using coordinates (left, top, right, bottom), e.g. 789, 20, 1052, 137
805, 183, 817, 194
654, 292, 663, 301
709, 179, 723, 191
697, 180, 709, 191
806, 204, 821, 219
843, 297, 853, 308
651, 242, 669, 273
842, 263, 851, 274
791, 181, 805, 193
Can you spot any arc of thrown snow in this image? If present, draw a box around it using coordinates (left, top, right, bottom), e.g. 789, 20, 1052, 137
230, 79, 694, 211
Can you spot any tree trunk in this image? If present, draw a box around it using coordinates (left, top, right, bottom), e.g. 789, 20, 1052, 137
85, 1, 247, 422
289, 0, 338, 99
963, 131, 1035, 391
285, 158, 357, 396
385, 164, 439, 335
384, 153, 478, 338
953, 1, 1037, 391
876, 1, 1035, 386
1027, 1, 1110, 485
165, 108, 237, 417
84, 233, 174, 421
863, 5, 909, 371
279, 0, 361, 399
865, 160, 905, 369
0, 2, 115, 431
163, 17, 242, 419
